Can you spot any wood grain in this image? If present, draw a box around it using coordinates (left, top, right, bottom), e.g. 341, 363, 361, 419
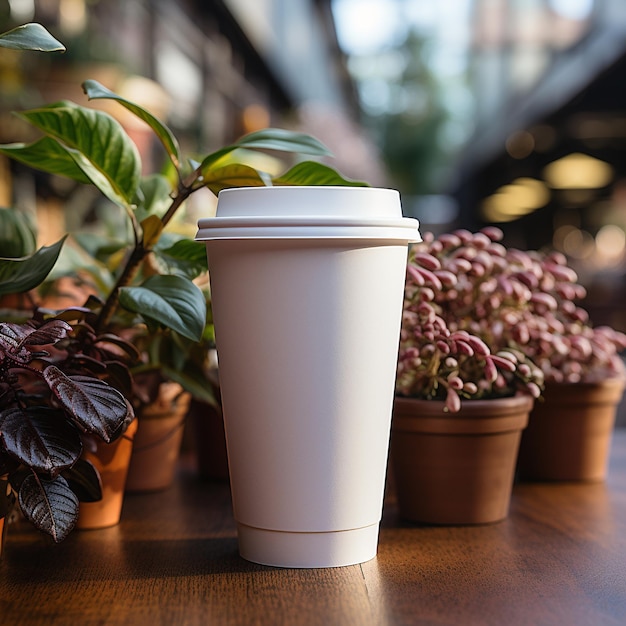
1, 432, 625, 625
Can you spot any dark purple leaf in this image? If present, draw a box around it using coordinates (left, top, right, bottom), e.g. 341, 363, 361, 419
22, 319, 72, 346
18, 472, 79, 542
0, 322, 31, 351
63, 458, 102, 502
0, 406, 82, 476
100, 360, 134, 398
95, 333, 141, 360
68, 354, 107, 374
43, 365, 133, 443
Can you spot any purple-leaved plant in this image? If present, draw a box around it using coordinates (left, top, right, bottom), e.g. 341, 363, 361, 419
397, 227, 626, 412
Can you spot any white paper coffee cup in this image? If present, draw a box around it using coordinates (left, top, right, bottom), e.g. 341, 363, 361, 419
196, 186, 420, 568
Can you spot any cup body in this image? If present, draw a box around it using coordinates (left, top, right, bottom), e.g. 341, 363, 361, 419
196, 186, 419, 567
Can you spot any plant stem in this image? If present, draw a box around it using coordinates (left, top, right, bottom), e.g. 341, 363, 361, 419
161, 169, 200, 227
161, 189, 188, 229
93, 176, 198, 334
94, 243, 147, 334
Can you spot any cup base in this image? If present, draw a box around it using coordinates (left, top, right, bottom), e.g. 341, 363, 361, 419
236, 522, 380, 568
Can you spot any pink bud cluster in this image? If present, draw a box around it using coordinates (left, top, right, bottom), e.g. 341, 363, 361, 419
397, 227, 626, 411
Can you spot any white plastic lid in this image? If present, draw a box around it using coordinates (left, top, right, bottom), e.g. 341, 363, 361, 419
195, 186, 421, 242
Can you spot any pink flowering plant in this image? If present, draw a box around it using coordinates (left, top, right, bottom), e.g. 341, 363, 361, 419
396, 226, 626, 412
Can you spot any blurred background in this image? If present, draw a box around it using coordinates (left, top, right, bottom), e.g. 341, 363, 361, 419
1, 0, 626, 331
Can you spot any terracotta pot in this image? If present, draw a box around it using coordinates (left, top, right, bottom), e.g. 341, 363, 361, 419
77, 418, 138, 530
125, 383, 191, 493
517, 378, 625, 482
390, 394, 533, 525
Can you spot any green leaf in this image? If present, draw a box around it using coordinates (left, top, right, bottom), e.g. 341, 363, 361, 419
154, 238, 208, 280
141, 215, 164, 248
0, 207, 37, 257
273, 161, 369, 187
0, 137, 92, 185
161, 364, 218, 405
0, 23, 65, 52
118, 275, 206, 341
200, 128, 332, 171
49, 235, 117, 297
0, 237, 65, 295
18, 473, 78, 542
82, 79, 182, 169
200, 162, 270, 195
134, 174, 173, 223
16, 101, 141, 207
235, 128, 333, 155
70, 232, 127, 263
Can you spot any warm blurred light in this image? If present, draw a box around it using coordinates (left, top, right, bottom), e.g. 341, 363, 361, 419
554, 225, 594, 259
59, 0, 87, 36
553, 224, 577, 251
242, 104, 271, 134
595, 224, 625, 261
543, 152, 613, 189
509, 177, 550, 208
481, 177, 549, 222
116, 76, 171, 127
505, 130, 534, 159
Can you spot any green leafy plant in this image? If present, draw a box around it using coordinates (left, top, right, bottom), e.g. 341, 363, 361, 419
0, 79, 365, 407
0, 22, 124, 544
0, 25, 365, 541
0, 24, 66, 310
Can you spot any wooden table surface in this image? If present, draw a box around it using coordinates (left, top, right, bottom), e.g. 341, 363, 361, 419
1, 430, 625, 626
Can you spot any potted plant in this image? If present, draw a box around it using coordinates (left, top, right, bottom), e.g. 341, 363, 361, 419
0, 71, 365, 499
408, 227, 626, 482
0, 22, 134, 545
392, 226, 626, 527
392, 227, 545, 524
502, 250, 626, 481
0, 308, 135, 543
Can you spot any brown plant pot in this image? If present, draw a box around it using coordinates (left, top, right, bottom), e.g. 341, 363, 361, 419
125, 383, 191, 493
516, 378, 625, 482
390, 394, 533, 525
76, 418, 138, 530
